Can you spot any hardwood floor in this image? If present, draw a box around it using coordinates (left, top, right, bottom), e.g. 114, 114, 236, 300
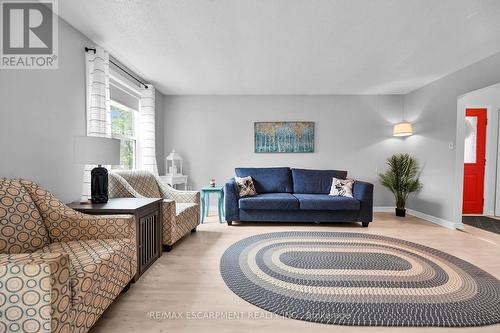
90, 213, 500, 333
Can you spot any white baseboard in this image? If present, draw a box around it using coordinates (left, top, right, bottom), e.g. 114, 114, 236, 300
374, 206, 460, 230
405, 209, 458, 229
373, 206, 394, 213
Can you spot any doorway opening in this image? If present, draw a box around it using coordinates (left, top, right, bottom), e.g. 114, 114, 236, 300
455, 83, 500, 233
462, 108, 487, 214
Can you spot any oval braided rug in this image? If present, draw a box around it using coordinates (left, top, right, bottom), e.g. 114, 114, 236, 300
220, 232, 500, 326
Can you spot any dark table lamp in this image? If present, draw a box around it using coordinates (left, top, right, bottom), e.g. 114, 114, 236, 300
74, 136, 120, 203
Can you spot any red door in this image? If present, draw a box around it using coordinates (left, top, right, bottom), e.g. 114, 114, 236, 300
462, 108, 487, 214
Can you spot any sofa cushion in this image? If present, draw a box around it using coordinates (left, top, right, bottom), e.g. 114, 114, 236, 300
239, 193, 299, 210
0, 179, 49, 254
291, 168, 348, 194
37, 238, 135, 306
293, 194, 360, 211
235, 167, 292, 193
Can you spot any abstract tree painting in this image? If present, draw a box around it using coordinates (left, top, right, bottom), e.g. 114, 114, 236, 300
254, 122, 314, 153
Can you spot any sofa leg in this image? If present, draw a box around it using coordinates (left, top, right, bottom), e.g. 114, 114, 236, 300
362, 222, 369, 228
191, 227, 197, 233
227, 221, 233, 226
121, 281, 131, 293
163, 244, 173, 252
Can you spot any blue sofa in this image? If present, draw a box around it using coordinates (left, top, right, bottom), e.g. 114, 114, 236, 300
224, 167, 373, 227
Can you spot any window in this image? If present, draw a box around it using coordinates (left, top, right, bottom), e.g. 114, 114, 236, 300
111, 100, 138, 169
464, 116, 478, 164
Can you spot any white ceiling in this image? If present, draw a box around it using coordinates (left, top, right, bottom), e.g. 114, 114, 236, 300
59, 0, 500, 95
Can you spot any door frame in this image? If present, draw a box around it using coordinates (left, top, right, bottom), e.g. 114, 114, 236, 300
453, 101, 481, 228
462, 108, 487, 214
455, 84, 500, 227
452, 83, 500, 229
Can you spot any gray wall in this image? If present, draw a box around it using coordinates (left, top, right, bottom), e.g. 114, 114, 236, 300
4, 16, 499, 221
0, 18, 91, 202
404, 52, 500, 222
163, 95, 405, 207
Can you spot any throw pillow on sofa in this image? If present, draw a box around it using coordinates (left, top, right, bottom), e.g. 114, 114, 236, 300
329, 177, 354, 197
235, 176, 257, 197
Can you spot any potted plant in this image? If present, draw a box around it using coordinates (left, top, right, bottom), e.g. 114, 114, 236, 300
379, 153, 422, 217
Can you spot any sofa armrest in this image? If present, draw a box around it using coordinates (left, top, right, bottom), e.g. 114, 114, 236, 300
224, 178, 240, 222
19, 178, 137, 241
156, 178, 200, 204
353, 181, 374, 222
0, 253, 72, 333
46, 212, 136, 243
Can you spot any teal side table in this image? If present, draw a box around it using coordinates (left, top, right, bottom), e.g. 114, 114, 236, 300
200, 186, 224, 223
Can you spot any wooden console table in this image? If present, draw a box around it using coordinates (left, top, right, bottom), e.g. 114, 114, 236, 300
68, 198, 162, 281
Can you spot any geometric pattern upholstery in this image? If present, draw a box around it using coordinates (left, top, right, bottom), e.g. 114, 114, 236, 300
109, 171, 161, 198
0, 178, 137, 333
36, 239, 135, 308
161, 202, 199, 246
176, 203, 198, 217
0, 252, 72, 333
19, 180, 136, 246
0, 179, 50, 254
109, 170, 200, 247
107, 173, 139, 199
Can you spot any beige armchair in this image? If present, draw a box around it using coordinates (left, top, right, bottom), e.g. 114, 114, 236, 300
108, 170, 200, 251
0, 178, 136, 333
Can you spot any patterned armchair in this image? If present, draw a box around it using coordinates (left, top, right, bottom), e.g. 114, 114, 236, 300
0, 178, 137, 333
108, 170, 200, 251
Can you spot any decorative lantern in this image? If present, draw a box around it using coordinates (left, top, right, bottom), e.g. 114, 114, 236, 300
166, 149, 183, 175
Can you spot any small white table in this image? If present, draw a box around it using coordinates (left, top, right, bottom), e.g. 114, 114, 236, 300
159, 174, 188, 190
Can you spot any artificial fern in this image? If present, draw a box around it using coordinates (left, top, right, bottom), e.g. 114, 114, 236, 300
379, 153, 422, 209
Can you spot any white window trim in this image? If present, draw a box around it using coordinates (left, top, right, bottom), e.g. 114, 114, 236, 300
109, 72, 157, 174
110, 99, 139, 170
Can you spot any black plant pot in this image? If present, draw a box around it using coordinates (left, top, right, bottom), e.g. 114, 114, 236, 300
395, 208, 406, 217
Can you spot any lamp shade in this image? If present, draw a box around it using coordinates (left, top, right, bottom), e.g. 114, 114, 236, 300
74, 136, 120, 165
393, 122, 413, 137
